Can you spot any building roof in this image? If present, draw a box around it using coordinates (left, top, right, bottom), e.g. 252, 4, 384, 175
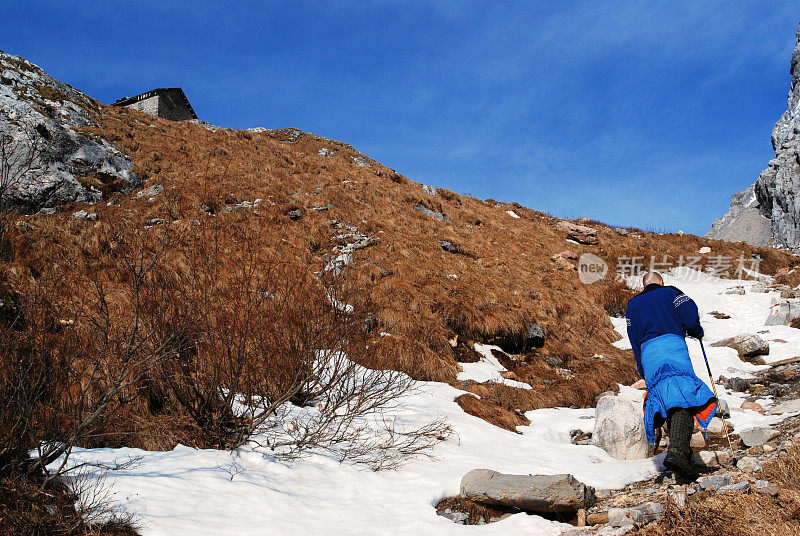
112, 87, 197, 119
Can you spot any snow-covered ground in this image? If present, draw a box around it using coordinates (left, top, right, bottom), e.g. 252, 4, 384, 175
62, 268, 799, 535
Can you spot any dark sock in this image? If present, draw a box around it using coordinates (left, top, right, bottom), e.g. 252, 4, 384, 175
667, 408, 693, 461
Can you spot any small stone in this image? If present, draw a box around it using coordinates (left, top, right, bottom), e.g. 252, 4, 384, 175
737, 456, 762, 473
594, 489, 614, 500
135, 184, 164, 199
72, 209, 98, 221
352, 155, 371, 167
718, 481, 750, 493
587, 511, 610, 524
436, 509, 468, 524
717, 399, 731, 417
739, 426, 780, 447
421, 184, 437, 196
706, 417, 726, 435
607, 503, 664, 527
288, 209, 303, 221
318, 148, 334, 157
754, 480, 779, 496
690, 432, 706, 448
740, 402, 764, 413
697, 474, 731, 491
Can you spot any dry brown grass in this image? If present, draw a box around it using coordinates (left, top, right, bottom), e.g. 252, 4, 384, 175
2, 105, 797, 436
636, 444, 800, 536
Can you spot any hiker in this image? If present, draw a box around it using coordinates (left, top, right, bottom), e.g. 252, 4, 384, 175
625, 271, 717, 480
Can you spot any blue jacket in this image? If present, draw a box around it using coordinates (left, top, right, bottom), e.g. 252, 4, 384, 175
625, 284, 716, 442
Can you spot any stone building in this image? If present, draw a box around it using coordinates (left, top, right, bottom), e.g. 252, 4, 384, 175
112, 88, 197, 121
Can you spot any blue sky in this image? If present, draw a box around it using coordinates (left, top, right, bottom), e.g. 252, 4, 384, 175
3, 2, 799, 234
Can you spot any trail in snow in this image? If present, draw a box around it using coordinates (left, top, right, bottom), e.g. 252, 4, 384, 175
62, 268, 799, 536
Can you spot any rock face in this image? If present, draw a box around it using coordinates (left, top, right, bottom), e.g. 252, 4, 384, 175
592, 395, 652, 460
0, 50, 138, 213
706, 23, 800, 252
459, 469, 594, 513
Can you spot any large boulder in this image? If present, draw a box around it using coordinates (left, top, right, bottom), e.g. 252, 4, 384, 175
592, 395, 651, 460
710, 333, 769, 359
460, 469, 594, 513
0, 51, 139, 213
765, 299, 800, 326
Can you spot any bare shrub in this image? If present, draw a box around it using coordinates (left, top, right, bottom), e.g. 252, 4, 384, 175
149, 225, 451, 467
595, 279, 637, 318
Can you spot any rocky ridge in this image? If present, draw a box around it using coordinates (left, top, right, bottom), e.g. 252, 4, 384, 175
0, 50, 138, 212
707, 23, 800, 252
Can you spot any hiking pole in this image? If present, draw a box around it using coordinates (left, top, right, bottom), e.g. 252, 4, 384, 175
699, 339, 737, 464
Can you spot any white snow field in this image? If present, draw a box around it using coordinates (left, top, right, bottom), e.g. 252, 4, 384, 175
61, 268, 799, 535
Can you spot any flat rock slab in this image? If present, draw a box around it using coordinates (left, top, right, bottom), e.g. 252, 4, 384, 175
739, 426, 780, 447
460, 469, 594, 513
767, 398, 800, 415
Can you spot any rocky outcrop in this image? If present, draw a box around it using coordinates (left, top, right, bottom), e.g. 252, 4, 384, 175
707, 23, 800, 252
0, 50, 138, 213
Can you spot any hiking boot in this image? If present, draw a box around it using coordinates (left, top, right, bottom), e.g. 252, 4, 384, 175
663, 452, 699, 483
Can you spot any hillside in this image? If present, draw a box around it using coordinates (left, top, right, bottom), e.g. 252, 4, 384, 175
2, 47, 798, 433
3, 49, 800, 535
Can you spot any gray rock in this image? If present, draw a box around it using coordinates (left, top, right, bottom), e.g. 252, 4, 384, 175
312, 204, 333, 212
592, 396, 652, 460
711, 333, 769, 358
754, 480, 780, 496
737, 456, 763, 473
414, 203, 447, 222
725, 286, 746, 295
352, 155, 371, 167
459, 469, 594, 513
607, 503, 664, 527
613, 227, 629, 236
72, 209, 97, 221
767, 398, 800, 415
0, 51, 138, 213
135, 184, 164, 199
717, 398, 731, 417
738, 426, 780, 447
318, 148, 334, 157
697, 474, 731, 491
422, 184, 437, 196
721, 377, 751, 392
288, 209, 303, 221
436, 509, 468, 524
718, 481, 750, 493
526, 323, 545, 348
766, 299, 800, 326
323, 253, 353, 276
